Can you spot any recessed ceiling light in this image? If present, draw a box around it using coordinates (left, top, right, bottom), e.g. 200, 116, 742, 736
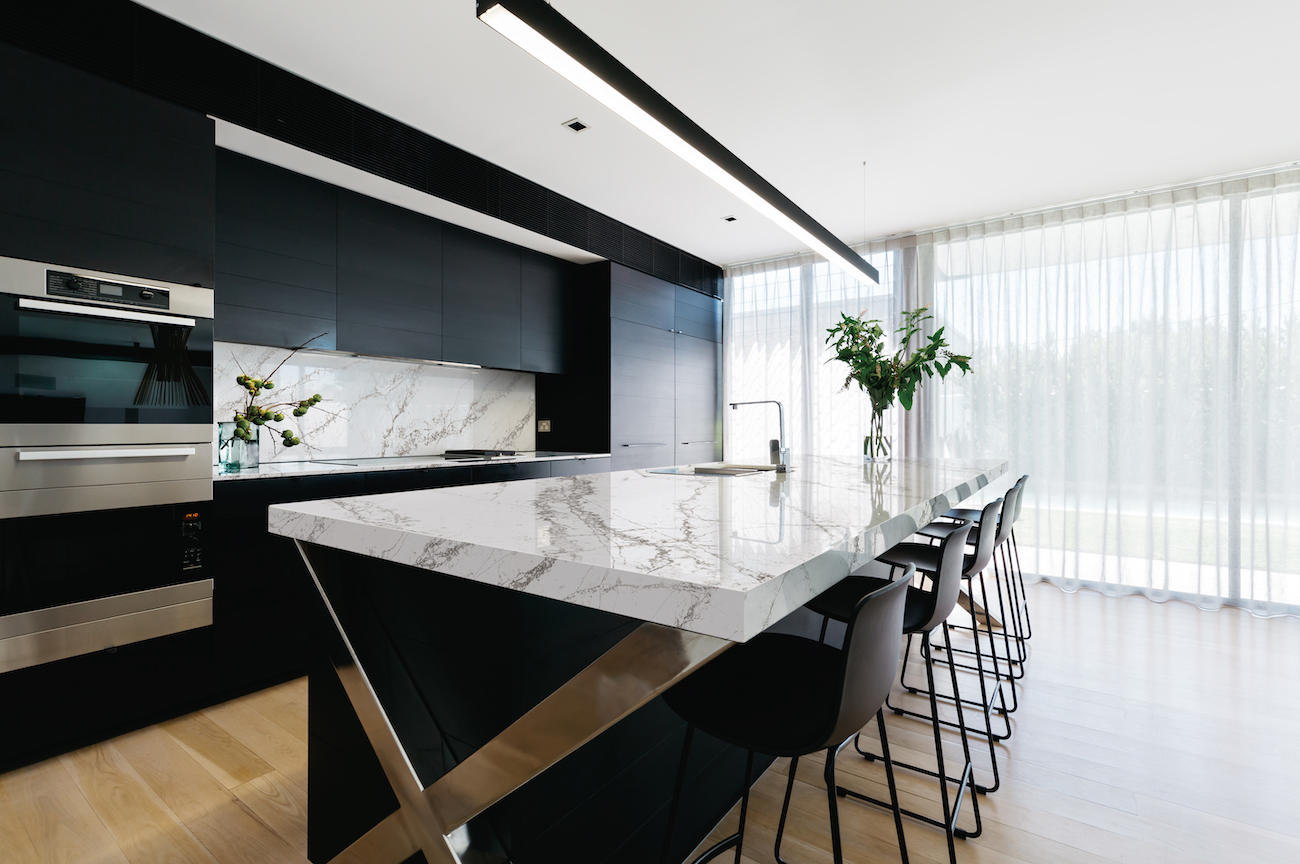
723, 215, 737, 222
563, 118, 588, 132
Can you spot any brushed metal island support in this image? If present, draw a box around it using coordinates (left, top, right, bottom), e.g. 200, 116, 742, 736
296, 540, 733, 864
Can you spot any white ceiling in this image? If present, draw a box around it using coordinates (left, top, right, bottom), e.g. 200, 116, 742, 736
140, 0, 1300, 268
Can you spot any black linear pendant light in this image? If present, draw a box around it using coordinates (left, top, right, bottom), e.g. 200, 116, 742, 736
477, 0, 880, 286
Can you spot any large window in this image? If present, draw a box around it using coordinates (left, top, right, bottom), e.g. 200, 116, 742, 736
725, 169, 1300, 616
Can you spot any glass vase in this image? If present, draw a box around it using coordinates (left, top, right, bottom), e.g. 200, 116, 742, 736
218, 421, 260, 472
864, 408, 891, 462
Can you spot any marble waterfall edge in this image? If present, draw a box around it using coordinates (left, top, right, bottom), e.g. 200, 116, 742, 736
269, 456, 1008, 641
212, 341, 535, 464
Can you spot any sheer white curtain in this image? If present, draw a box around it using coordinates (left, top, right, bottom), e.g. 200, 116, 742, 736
724, 168, 1300, 617
724, 248, 900, 463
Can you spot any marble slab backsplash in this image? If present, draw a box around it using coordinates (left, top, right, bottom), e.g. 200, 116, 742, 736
212, 341, 535, 464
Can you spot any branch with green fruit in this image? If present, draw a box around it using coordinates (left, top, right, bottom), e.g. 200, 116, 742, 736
229, 333, 328, 449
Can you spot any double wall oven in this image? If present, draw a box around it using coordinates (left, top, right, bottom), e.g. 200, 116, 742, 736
0, 255, 214, 677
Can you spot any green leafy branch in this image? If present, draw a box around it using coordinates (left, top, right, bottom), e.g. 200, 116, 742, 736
229, 333, 328, 449
825, 307, 973, 415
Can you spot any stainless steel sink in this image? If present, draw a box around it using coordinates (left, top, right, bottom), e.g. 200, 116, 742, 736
647, 463, 779, 477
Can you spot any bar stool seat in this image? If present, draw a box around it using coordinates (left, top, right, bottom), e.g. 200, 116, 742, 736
807, 577, 932, 632
664, 634, 844, 754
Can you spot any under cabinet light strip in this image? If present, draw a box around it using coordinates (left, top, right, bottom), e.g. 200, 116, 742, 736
477, 0, 879, 287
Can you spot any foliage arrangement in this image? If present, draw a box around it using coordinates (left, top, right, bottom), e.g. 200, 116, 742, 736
229, 335, 327, 449
825, 308, 972, 458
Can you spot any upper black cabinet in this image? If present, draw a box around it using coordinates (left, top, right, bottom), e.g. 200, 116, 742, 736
610, 262, 675, 331
442, 226, 522, 369
215, 150, 337, 348
521, 250, 573, 374
337, 191, 442, 360
0, 43, 215, 289
675, 285, 722, 343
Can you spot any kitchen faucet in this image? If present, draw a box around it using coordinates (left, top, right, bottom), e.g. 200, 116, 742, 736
729, 400, 790, 472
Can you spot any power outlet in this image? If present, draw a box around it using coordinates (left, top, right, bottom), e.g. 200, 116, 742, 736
537, 419, 551, 433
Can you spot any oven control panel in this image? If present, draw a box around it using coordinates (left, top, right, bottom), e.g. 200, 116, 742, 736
180, 509, 203, 571
46, 269, 171, 311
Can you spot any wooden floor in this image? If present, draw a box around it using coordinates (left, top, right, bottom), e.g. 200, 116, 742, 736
2, 584, 1299, 863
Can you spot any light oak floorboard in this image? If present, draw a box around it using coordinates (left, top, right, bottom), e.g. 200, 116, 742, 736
4, 584, 1299, 864
687, 583, 1300, 864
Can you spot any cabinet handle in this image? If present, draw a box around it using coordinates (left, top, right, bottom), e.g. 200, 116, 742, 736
19, 298, 197, 327
620, 443, 666, 447
18, 447, 197, 461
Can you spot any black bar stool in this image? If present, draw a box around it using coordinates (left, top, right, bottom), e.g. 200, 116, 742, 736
661, 570, 915, 864
877, 498, 1011, 794
923, 479, 1029, 698
805, 522, 980, 864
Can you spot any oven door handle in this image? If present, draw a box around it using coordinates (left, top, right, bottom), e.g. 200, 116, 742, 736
17, 448, 198, 462
17, 297, 197, 327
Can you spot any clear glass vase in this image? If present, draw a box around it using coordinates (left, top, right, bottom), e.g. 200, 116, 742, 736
864, 408, 891, 462
217, 422, 260, 472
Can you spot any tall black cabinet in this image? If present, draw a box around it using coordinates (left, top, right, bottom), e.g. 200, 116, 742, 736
591, 263, 722, 471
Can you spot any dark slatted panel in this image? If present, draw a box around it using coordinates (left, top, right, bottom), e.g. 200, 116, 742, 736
353, 108, 428, 192
499, 172, 547, 236
587, 211, 623, 261
622, 227, 654, 273
652, 240, 680, 284
546, 191, 587, 249
679, 254, 705, 294
0, 0, 722, 297
427, 137, 491, 213
259, 64, 353, 165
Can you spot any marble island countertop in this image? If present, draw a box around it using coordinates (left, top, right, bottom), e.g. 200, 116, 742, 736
269, 455, 1007, 641
213, 450, 611, 481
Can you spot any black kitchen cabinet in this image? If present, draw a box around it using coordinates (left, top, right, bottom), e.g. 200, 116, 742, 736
610, 318, 676, 471
521, 250, 575, 374
336, 190, 442, 360
471, 461, 551, 484
581, 262, 722, 471
215, 150, 338, 348
549, 456, 611, 476
675, 284, 722, 342
442, 226, 523, 369
0, 42, 214, 289
610, 262, 675, 331
675, 333, 722, 465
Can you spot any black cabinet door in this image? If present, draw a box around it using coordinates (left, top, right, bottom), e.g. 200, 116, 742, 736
548, 457, 611, 477
0, 43, 215, 289
215, 150, 338, 348
521, 250, 572, 374
363, 467, 472, 494
675, 334, 721, 466
610, 319, 675, 471
337, 191, 442, 360
609, 262, 674, 331
674, 285, 722, 343
442, 225, 522, 369
471, 461, 551, 484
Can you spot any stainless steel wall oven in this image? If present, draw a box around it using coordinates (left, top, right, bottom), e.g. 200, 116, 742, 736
0, 256, 214, 676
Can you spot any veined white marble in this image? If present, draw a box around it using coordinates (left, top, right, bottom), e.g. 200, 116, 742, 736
269, 455, 1007, 642
213, 451, 609, 481
212, 341, 535, 464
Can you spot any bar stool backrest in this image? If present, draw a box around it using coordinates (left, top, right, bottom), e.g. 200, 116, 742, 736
995, 482, 1023, 547
824, 566, 913, 747
964, 498, 1003, 578
914, 521, 974, 634
1012, 474, 1029, 525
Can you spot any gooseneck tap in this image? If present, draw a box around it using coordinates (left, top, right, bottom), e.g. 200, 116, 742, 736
729, 400, 791, 472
